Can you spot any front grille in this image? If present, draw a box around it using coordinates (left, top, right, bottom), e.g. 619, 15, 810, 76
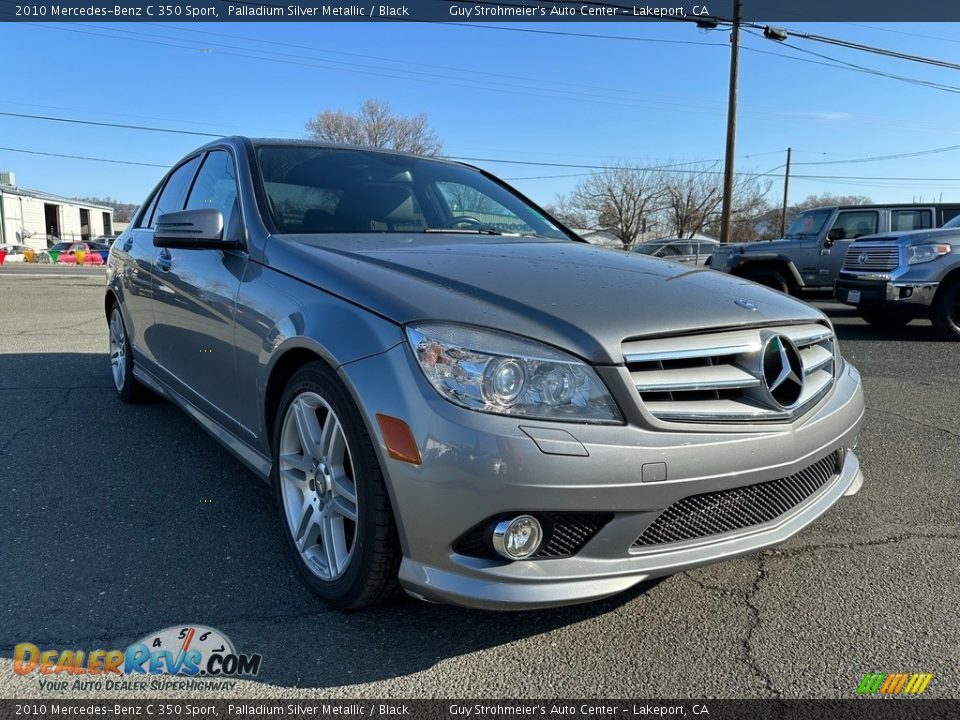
632, 450, 842, 548
454, 512, 613, 560
624, 323, 836, 423
842, 242, 900, 272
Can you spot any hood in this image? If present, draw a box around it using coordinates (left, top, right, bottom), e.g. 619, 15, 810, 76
853, 227, 960, 245
266, 235, 826, 365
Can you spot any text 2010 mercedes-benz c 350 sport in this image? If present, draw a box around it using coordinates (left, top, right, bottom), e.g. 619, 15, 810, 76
105, 138, 866, 609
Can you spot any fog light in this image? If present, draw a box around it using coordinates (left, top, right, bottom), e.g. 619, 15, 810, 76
492, 515, 543, 560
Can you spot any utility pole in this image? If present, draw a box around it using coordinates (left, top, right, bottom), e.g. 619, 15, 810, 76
779, 147, 792, 237
719, 0, 742, 244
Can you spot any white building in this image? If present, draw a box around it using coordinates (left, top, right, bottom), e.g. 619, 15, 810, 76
0, 172, 114, 250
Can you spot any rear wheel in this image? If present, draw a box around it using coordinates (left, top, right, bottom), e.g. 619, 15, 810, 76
930, 282, 960, 341
272, 362, 401, 609
857, 308, 913, 328
108, 305, 144, 402
741, 267, 790, 294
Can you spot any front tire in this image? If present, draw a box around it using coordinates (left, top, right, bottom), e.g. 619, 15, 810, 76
857, 308, 913, 328
931, 282, 960, 340
741, 267, 790, 294
108, 305, 144, 402
272, 362, 401, 609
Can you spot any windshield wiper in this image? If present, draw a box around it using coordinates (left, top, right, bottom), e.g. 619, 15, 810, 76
423, 227, 503, 235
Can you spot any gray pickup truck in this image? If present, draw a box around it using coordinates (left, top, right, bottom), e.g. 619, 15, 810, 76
711, 204, 960, 294
835, 214, 960, 339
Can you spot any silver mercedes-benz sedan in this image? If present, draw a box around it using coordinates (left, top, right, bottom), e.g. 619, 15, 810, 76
105, 138, 865, 610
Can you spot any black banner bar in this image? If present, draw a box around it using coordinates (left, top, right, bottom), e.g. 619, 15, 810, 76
1, 700, 959, 720
1, 0, 959, 23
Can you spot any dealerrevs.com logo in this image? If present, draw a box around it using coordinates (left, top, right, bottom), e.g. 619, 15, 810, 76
14, 625, 262, 692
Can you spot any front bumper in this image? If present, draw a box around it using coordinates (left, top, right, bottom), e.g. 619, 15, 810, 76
835, 276, 938, 311
340, 345, 865, 610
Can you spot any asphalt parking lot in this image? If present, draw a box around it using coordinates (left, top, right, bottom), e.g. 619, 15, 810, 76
1, 265, 958, 700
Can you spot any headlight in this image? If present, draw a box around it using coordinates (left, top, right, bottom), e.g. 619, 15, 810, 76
906, 244, 951, 265
406, 323, 622, 424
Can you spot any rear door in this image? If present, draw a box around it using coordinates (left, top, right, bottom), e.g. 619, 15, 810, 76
150, 149, 249, 434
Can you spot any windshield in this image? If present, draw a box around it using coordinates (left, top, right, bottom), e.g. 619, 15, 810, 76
785, 209, 832, 238
942, 214, 960, 229
50, 242, 70, 252
255, 146, 568, 240
632, 242, 663, 255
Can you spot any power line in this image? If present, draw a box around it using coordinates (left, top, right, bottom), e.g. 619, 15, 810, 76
0, 145, 168, 168
793, 143, 960, 166
0, 111, 222, 138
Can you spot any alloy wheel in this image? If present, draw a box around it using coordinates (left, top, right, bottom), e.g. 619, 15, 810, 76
109, 310, 126, 391
278, 392, 359, 581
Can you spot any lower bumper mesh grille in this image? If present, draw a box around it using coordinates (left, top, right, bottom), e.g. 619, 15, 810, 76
632, 450, 843, 548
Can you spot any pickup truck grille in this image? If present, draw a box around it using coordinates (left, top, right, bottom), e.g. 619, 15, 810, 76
842, 243, 900, 272
624, 323, 836, 423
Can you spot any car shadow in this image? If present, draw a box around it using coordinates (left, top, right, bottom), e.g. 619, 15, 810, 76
814, 302, 944, 343
0, 352, 662, 690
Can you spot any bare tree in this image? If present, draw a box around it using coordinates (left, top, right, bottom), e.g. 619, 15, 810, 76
568, 164, 666, 248
305, 98, 443, 156
660, 164, 772, 242
543, 194, 590, 229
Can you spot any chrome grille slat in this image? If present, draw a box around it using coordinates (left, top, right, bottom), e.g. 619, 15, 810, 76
632, 364, 761, 393
842, 243, 900, 272
632, 451, 842, 547
624, 323, 837, 424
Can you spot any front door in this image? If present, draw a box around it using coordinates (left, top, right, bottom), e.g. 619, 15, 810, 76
819, 209, 880, 285
149, 150, 249, 435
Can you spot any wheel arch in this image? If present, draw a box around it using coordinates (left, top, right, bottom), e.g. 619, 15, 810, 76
263, 341, 335, 453
932, 266, 960, 301
731, 257, 804, 291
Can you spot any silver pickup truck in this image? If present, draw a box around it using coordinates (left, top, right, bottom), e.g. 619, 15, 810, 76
711, 204, 960, 295
835, 214, 960, 339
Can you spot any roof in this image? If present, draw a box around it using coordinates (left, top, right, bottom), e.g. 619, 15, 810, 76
0, 183, 112, 211
646, 233, 719, 244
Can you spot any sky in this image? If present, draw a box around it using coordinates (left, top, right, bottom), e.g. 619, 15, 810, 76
2, 20, 960, 211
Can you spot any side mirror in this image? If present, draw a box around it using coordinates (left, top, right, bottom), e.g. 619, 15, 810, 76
826, 228, 845, 245
153, 210, 234, 249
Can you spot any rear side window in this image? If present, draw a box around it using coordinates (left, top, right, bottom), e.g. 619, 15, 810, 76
149, 156, 202, 228
135, 186, 161, 229
892, 209, 932, 232
831, 210, 878, 240
185, 151, 242, 242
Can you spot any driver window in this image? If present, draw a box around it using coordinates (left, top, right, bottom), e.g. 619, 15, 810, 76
830, 211, 878, 240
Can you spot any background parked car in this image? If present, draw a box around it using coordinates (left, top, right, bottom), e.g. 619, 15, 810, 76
0, 243, 32, 264
632, 236, 719, 265
38, 241, 109, 265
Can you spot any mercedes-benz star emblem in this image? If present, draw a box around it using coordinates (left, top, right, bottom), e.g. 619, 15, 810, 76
761, 335, 804, 408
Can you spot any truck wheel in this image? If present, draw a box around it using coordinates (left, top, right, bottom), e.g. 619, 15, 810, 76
741, 268, 790, 294
930, 282, 960, 341
857, 308, 913, 328
272, 361, 401, 609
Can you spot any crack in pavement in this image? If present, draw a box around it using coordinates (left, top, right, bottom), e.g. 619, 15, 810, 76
742, 555, 781, 698
682, 531, 960, 698
0, 388, 72, 456
866, 406, 960, 440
